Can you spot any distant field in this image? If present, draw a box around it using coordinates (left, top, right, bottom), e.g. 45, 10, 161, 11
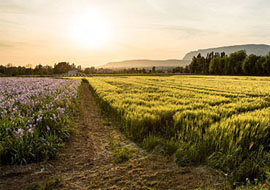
85, 75, 270, 183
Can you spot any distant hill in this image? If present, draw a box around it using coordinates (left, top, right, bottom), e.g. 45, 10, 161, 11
100, 59, 190, 69
183, 44, 270, 60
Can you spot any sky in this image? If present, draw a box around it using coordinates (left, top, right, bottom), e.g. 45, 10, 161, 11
1, 0, 270, 67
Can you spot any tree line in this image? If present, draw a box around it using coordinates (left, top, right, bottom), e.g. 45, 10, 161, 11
0, 62, 83, 76
1, 51, 270, 76
0, 62, 164, 76
175, 50, 270, 75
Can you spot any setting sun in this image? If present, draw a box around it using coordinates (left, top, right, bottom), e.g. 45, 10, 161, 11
69, 11, 111, 49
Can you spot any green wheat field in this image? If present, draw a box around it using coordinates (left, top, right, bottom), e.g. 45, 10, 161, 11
84, 75, 270, 184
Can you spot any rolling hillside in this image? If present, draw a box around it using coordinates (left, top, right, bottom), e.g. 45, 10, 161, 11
100, 59, 190, 69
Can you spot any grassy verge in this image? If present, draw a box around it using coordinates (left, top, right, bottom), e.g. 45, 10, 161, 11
108, 133, 138, 164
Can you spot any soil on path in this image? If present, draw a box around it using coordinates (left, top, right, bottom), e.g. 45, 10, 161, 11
0, 81, 219, 190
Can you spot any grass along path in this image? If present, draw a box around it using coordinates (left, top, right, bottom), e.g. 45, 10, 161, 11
0, 80, 219, 190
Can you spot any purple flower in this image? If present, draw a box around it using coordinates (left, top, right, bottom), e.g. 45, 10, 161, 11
0, 77, 80, 139
27, 128, 34, 134
57, 107, 65, 114
16, 128, 24, 138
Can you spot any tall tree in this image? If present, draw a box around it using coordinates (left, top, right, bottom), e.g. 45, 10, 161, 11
255, 56, 265, 75
229, 50, 247, 75
242, 54, 260, 75
262, 53, 270, 75
209, 57, 219, 74
53, 62, 72, 74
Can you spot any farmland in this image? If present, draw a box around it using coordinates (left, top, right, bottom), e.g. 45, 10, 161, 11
0, 78, 80, 164
1, 78, 216, 190
86, 75, 270, 183
2, 75, 270, 189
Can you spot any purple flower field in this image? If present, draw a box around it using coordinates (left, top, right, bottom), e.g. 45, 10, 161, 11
0, 78, 80, 164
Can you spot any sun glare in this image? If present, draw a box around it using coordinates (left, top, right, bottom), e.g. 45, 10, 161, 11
70, 11, 111, 49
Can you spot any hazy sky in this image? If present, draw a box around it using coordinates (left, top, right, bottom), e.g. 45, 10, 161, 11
1, 0, 270, 67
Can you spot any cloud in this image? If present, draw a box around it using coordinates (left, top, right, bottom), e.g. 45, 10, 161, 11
0, 18, 19, 25
0, 42, 13, 49
146, 0, 167, 14
0, 2, 30, 14
150, 24, 216, 37
0, 1, 63, 15
0, 40, 36, 50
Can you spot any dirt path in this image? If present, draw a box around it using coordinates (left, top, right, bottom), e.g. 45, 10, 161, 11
0, 81, 218, 190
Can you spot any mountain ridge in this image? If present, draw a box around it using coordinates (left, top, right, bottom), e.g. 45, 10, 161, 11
100, 44, 270, 69
183, 44, 270, 60
100, 59, 190, 69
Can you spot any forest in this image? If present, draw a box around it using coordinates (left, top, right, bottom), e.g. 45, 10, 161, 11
184, 50, 270, 75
